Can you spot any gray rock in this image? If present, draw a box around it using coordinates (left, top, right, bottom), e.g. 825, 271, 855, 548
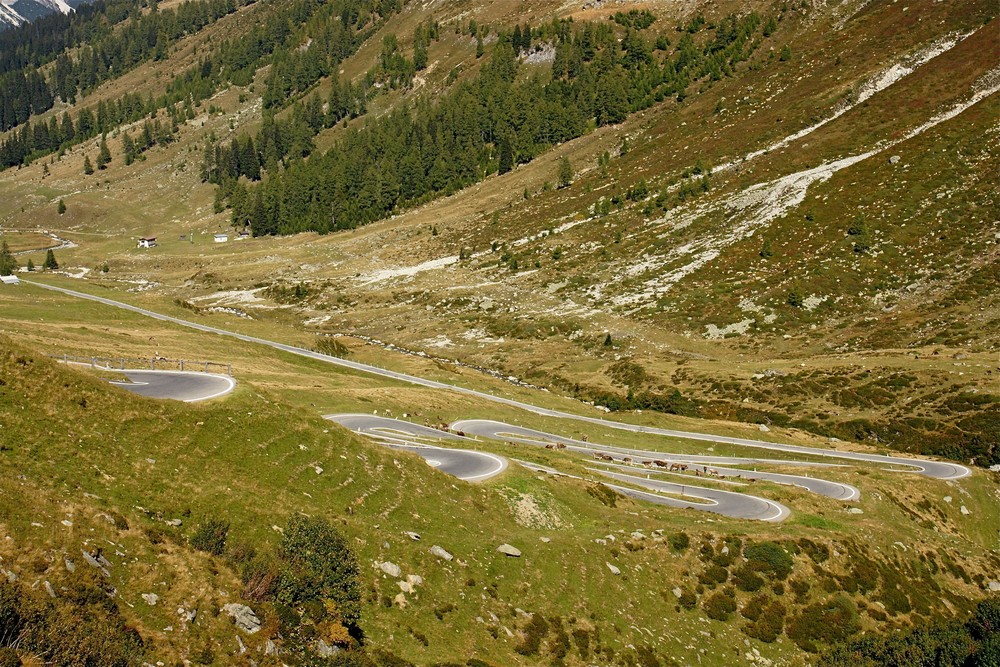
960, 505, 970, 515
988, 581, 1000, 592
405, 531, 421, 541
606, 562, 621, 576
315, 639, 339, 657
178, 606, 197, 623
379, 561, 402, 578
3, 570, 17, 583
142, 593, 159, 606
847, 507, 864, 514
44, 581, 56, 598
672, 587, 683, 599
539, 537, 551, 543
265, 639, 278, 656
81, 549, 111, 577
407, 574, 423, 587
497, 544, 522, 557
397, 580, 414, 594
236, 635, 246, 654
164, 519, 182, 527
758, 424, 770, 432
889, 155, 901, 164
222, 603, 261, 634
943, 496, 952, 503
64, 558, 75, 573
430, 545, 453, 561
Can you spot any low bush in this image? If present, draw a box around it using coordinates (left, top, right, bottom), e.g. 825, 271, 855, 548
704, 590, 738, 621
190, 517, 230, 556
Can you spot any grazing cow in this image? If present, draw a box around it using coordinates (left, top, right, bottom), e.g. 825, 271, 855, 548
555, 443, 567, 450
623, 457, 632, 464
654, 460, 668, 468
545, 444, 555, 449
642, 460, 654, 467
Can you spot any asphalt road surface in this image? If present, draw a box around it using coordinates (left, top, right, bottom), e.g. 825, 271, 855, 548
29, 281, 970, 482
452, 419, 860, 501
109, 370, 236, 402
325, 414, 507, 482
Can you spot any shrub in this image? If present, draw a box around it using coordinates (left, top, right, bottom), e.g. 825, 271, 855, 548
787, 594, 860, 652
669, 531, 690, 552
190, 518, 229, 556
704, 590, 737, 621
514, 614, 549, 656
678, 589, 698, 611
276, 516, 361, 628
745, 541, 793, 580
699, 564, 729, 586
744, 600, 786, 643
733, 565, 765, 592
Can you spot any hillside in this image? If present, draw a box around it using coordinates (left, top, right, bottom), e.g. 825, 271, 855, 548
0, 0, 998, 663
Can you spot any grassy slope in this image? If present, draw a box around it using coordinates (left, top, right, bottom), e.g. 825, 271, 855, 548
1, 288, 999, 664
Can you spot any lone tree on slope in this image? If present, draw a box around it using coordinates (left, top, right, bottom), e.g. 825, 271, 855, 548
43, 249, 59, 271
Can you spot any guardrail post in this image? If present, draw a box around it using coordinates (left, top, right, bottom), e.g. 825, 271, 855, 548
91, 357, 95, 368
227, 364, 232, 377
204, 362, 209, 372
180, 360, 184, 371
150, 357, 155, 370
121, 358, 125, 370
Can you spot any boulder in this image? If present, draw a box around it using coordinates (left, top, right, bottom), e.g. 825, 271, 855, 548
405, 531, 421, 541
407, 574, 423, 587
539, 537, 551, 543
142, 593, 159, 606
889, 155, 901, 164
988, 581, 1000, 592
672, 587, 683, 599
379, 561, 402, 578
430, 545, 453, 561
265, 639, 279, 656
315, 640, 339, 657
397, 580, 414, 594
606, 562, 621, 576
497, 544, 522, 557
222, 603, 261, 634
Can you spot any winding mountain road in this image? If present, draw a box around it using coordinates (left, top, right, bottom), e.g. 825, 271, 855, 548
109, 370, 236, 402
324, 414, 507, 482
451, 419, 859, 501
28, 280, 970, 481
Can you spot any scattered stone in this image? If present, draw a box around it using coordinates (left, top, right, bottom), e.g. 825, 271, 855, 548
595, 538, 607, 545
397, 581, 414, 594
64, 558, 75, 573
847, 507, 864, 514
630, 532, 646, 541
314, 639, 339, 657
164, 519, 182, 527
988, 581, 1000, 592
758, 424, 770, 432
606, 562, 621, 576
539, 537, 551, 543
407, 574, 423, 587
44, 581, 56, 598
943, 496, 952, 503
889, 155, 901, 164
81, 550, 110, 577
4, 570, 17, 583
222, 603, 262, 634
393, 593, 407, 608
672, 587, 683, 599
379, 561, 402, 578
960, 506, 970, 515
236, 635, 246, 654
61, 520, 73, 527
721, 545, 730, 555
430, 545, 453, 561
142, 593, 159, 606
405, 531, 421, 541
178, 607, 197, 623
265, 639, 278, 656
313, 466, 323, 475
497, 544, 522, 557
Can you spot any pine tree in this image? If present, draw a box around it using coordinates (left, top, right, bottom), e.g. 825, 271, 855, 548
83, 155, 94, 175
26, 258, 35, 272
558, 155, 573, 188
43, 249, 59, 270
0, 240, 17, 275
57, 199, 66, 215
96, 134, 111, 170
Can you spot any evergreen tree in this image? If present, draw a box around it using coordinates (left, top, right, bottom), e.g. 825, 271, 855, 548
43, 249, 59, 270
83, 155, 94, 175
26, 258, 35, 272
57, 199, 66, 215
122, 132, 137, 165
498, 137, 513, 175
96, 134, 111, 169
558, 155, 573, 188
0, 240, 17, 275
